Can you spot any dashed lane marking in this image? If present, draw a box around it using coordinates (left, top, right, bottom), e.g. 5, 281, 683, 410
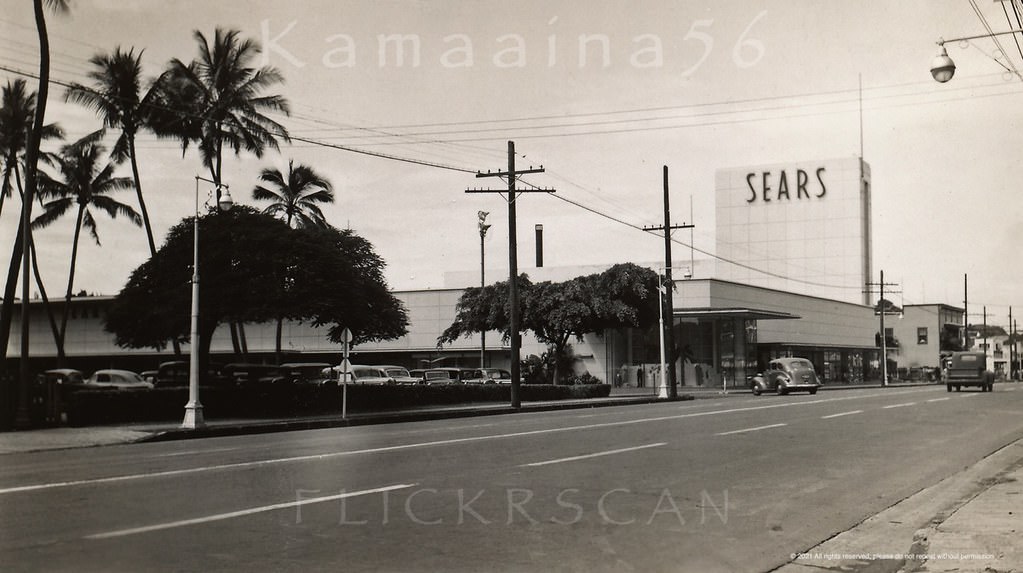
522, 443, 667, 467
821, 410, 863, 419
85, 483, 417, 539
715, 423, 787, 436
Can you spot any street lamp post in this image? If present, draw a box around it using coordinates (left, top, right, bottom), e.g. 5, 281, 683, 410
182, 175, 233, 430
931, 28, 1023, 82
478, 211, 490, 369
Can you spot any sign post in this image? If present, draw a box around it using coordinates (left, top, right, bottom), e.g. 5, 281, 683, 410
340, 328, 352, 419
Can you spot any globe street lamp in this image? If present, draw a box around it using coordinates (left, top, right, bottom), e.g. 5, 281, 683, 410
931, 28, 1023, 82
182, 176, 233, 430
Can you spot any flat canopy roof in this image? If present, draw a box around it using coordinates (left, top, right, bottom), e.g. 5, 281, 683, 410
672, 307, 800, 321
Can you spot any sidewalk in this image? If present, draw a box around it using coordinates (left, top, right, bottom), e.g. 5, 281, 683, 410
777, 438, 1023, 573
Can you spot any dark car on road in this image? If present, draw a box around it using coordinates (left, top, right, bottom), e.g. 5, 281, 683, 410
749, 358, 822, 396
945, 351, 995, 392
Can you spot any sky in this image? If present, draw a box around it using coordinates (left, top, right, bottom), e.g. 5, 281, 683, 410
1, 0, 1022, 330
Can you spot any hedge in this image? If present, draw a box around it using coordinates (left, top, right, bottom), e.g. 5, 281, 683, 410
63, 383, 612, 426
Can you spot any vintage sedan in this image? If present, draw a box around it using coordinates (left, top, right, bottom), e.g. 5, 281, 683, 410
84, 369, 154, 390
749, 358, 821, 396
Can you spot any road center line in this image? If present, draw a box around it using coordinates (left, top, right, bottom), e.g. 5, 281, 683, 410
0, 388, 930, 495
883, 402, 917, 409
927, 397, 951, 403
522, 442, 666, 467
716, 423, 787, 436
821, 410, 863, 419
85, 483, 416, 540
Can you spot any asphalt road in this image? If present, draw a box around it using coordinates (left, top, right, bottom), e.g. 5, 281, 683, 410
2, 385, 1022, 573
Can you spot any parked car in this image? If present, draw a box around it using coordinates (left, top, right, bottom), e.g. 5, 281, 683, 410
153, 360, 226, 388
410, 368, 460, 385
323, 365, 395, 385
417, 367, 474, 385
945, 351, 995, 392
38, 368, 85, 387
222, 363, 282, 388
749, 358, 821, 396
277, 362, 334, 385
379, 365, 419, 385
466, 368, 512, 384
84, 369, 154, 390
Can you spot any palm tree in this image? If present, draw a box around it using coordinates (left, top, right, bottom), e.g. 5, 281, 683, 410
0, 79, 65, 360
154, 27, 291, 191
0, 0, 69, 426
0, 79, 63, 219
252, 160, 334, 360
32, 131, 141, 352
65, 47, 160, 256
150, 27, 290, 358
253, 160, 334, 228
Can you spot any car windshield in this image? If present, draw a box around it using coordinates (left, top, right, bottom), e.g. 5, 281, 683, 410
353, 368, 381, 379
384, 367, 411, 377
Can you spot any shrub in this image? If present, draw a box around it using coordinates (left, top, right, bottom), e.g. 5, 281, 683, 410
63, 383, 614, 426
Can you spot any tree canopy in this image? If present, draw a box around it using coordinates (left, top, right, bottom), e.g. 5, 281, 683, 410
105, 207, 408, 359
439, 263, 660, 381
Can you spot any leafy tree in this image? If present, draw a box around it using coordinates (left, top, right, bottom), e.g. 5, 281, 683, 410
104, 208, 407, 374
439, 263, 659, 383
152, 27, 290, 191
65, 47, 161, 256
32, 131, 140, 358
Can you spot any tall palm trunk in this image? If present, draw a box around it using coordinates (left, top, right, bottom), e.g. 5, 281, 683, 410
126, 132, 155, 256
7, 0, 55, 427
12, 163, 63, 360
28, 231, 62, 363
58, 205, 85, 351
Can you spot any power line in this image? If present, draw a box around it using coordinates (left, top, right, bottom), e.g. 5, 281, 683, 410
0, 63, 478, 175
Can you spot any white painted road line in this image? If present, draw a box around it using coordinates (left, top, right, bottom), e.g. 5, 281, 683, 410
0, 388, 929, 496
927, 397, 951, 403
522, 443, 667, 467
883, 402, 917, 409
85, 483, 417, 539
821, 410, 863, 419
716, 423, 787, 436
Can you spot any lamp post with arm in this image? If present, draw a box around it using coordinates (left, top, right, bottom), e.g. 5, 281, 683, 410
182, 175, 233, 430
478, 211, 490, 369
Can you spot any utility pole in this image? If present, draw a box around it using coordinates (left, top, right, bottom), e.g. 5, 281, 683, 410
468, 141, 554, 408
643, 166, 693, 399
864, 270, 900, 386
964, 274, 970, 350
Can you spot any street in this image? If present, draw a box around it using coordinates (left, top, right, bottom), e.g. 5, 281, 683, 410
2, 385, 1022, 572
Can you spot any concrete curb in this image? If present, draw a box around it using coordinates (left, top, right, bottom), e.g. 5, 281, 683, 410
135, 394, 691, 444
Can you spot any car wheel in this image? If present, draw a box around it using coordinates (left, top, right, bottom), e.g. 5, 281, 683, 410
955, 385, 961, 392
776, 385, 787, 396
946, 384, 952, 392
752, 384, 762, 396
809, 388, 817, 395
